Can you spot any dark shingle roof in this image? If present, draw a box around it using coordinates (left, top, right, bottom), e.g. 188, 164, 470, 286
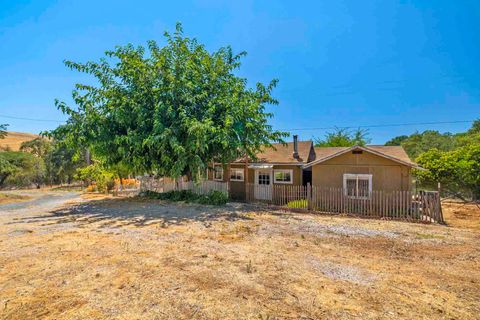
234, 141, 313, 164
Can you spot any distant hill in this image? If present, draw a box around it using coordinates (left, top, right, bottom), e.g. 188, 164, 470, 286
0, 131, 39, 151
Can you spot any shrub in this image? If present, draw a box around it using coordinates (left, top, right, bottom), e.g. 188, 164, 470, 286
286, 199, 307, 208
205, 190, 228, 205
140, 189, 228, 205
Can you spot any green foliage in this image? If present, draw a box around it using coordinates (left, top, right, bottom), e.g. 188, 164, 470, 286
0, 154, 18, 186
386, 124, 480, 160
0, 151, 45, 188
384, 135, 408, 146
52, 23, 287, 179
386, 120, 480, 199
0, 124, 8, 139
198, 190, 229, 205
140, 189, 228, 205
286, 199, 307, 208
315, 127, 370, 147
467, 119, 480, 134
75, 163, 115, 192
416, 144, 480, 199
20, 137, 52, 158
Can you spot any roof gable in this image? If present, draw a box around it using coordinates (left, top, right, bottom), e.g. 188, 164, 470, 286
304, 145, 420, 169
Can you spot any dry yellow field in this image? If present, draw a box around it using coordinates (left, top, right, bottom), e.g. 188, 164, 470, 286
0, 192, 479, 319
0, 131, 39, 151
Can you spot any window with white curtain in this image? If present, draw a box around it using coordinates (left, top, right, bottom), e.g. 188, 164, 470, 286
343, 174, 372, 199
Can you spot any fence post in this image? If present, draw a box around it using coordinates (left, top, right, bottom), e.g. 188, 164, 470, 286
307, 183, 312, 210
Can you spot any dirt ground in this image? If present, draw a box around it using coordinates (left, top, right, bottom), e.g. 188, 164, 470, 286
0, 192, 479, 319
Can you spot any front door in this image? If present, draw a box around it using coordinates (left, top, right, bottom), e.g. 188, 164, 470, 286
255, 170, 272, 200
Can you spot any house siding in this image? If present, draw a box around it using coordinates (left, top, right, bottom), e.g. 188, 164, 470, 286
311, 151, 412, 191
208, 163, 303, 200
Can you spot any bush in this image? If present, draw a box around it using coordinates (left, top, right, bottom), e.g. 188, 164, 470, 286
140, 189, 228, 205
286, 199, 307, 208
203, 190, 228, 205
75, 164, 115, 193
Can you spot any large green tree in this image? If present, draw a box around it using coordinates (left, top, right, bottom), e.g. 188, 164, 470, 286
53, 23, 286, 179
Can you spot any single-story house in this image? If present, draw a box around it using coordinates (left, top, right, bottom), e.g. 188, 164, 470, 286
208, 135, 421, 201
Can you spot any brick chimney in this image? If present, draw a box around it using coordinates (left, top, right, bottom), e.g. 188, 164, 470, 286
293, 135, 299, 158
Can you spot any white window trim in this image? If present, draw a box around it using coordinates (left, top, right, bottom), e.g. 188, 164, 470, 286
230, 168, 244, 182
343, 174, 372, 199
213, 165, 224, 181
273, 169, 293, 184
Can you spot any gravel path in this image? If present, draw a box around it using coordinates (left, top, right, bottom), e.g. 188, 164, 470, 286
0, 190, 81, 215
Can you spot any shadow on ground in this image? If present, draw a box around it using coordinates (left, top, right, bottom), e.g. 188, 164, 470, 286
10, 197, 256, 228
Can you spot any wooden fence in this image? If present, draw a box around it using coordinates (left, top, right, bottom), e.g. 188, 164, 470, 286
246, 183, 444, 224
138, 176, 229, 196
136, 177, 443, 224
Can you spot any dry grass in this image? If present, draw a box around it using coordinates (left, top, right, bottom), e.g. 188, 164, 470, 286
442, 200, 480, 231
0, 195, 479, 319
0, 193, 30, 204
0, 131, 39, 151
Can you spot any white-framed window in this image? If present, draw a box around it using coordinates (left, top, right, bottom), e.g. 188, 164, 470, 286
230, 168, 244, 181
274, 169, 293, 184
213, 165, 224, 181
343, 174, 372, 199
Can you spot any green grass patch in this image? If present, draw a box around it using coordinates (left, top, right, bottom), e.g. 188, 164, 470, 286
415, 233, 445, 240
286, 199, 307, 208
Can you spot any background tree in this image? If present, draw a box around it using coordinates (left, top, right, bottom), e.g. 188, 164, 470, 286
384, 135, 408, 146
0, 124, 8, 139
416, 144, 480, 200
314, 128, 370, 147
20, 137, 52, 158
0, 151, 44, 188
52, 23, 286, 180
0, 154, 18, 186
41, 129, 88, 185
394, 120, 480, 199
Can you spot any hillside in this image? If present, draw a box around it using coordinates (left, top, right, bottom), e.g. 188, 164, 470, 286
0, 131, 39, 151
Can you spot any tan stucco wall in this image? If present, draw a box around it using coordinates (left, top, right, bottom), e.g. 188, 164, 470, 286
311, 151, 412, 191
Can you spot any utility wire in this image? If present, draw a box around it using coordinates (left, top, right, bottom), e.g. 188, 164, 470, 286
0, 114, 475, 132
279, 120, 475, 131
0, 114, 65, 123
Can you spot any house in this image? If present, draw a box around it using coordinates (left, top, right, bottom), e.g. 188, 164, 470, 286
208, 135, 421, 201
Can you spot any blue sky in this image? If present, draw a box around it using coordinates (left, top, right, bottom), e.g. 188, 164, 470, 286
0, 0, 479, 144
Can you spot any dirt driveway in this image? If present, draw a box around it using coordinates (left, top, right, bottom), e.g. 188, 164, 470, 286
1, 191, 479, 319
